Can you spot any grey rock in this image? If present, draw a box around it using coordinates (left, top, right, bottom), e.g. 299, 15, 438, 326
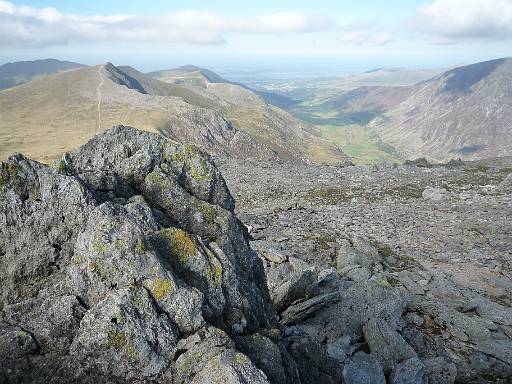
338, 265, 371, 282
390, 357, 427, 384
0, 126, 276, 383
174, 326, 270, 384
497, 172, 512, 193
287, 335, 342, 384
423, 357, 456, 384
234, 333, 299, 384
364, 317, 417, 372
273, 268, 317, 313
0, 323, 38, 360
336, 239, 374, 270
294, 281, 408, 341
422, 186, 449, 201
342, 351, 386, 384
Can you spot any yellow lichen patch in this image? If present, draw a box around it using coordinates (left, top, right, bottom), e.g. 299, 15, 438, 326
126, 343, 138, 360
234, 352, 248, 365
92, 232, 109, 254
0, 162, 23, 193
145, 277, 174, 300
206, 263, 223, 287
190, 158, 213, 181
162, 228, 196, 264
107, 330, 127, 350
134, 238, 146, 254
49, 160, 66, 174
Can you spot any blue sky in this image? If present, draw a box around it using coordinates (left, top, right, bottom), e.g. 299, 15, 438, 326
1, 0, 511, 74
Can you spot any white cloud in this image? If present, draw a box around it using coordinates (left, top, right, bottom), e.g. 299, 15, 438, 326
373, 32, 394, 46
417, 0, 512, 41
340, 31, 394, 46
0, 1, 334, 48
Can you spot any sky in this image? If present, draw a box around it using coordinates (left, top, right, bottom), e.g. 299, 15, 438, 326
1, 0, 512, 76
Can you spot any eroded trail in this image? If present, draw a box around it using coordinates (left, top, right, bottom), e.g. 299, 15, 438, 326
96, 66, 105, 135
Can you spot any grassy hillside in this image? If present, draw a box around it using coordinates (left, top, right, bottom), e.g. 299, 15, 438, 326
0, 63, 348, 165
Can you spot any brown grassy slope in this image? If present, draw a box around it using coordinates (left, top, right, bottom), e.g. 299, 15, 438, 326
0, 64, 349, 165
0, 65, 167, 162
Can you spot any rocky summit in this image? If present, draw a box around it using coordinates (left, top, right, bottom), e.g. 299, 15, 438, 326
1, 126, 511, 384
0, 126, 277, 383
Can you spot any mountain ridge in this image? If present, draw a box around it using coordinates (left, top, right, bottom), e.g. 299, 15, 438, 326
0, 58, 85, 90
370, 57, 512, 161
0, 62, 349, 165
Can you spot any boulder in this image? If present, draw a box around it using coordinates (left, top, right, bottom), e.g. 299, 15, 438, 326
291, 281, 408, 341
364, 318, 417, 372
497, 172, 512, 193
342, 351, 386, 384
174, 327, 270, 384
390, 357, 427, 384
422, 186, 449, 201
0, 126, 276, 383
423, 357, 457, 384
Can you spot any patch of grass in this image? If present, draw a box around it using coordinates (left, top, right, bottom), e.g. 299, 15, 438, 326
377, 244, 396, 258
305, 187, 353, 204
303, 234, 336, 250
319, 124, 401, 164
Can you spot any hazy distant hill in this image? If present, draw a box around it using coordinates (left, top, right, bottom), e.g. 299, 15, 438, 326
0, 58, 85, 90
370, 57, 512, 161
148, 65, 231, 87
0, 62, 348, 165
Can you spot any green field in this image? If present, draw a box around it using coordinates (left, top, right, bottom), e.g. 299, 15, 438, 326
288, 101, 401, 165
319, 124, 400, 164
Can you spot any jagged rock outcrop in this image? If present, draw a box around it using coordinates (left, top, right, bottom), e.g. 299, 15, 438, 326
0, 126, 277, 383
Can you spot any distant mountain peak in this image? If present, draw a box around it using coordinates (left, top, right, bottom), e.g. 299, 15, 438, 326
0, 58, 85, 90
372, 57, 512, 161
441, 57, 509, 94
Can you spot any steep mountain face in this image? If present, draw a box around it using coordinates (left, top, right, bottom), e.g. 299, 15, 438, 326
0, 58, 85, 90
321, 86, 412, 124
150, 65, 349, 165
370, 58, 512, 162
0, 63, 348, 165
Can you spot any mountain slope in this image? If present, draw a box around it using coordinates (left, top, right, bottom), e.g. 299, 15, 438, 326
370, 58, 512, 162
320, 86, 412, 124
148, 65, 231, 88
0, 58, 85, 90
0, 63, 348, 164
150, 65, 350, 164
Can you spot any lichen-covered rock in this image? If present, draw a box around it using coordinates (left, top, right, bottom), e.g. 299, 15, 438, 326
174, 326, 270, 384
0, 126, 276, 383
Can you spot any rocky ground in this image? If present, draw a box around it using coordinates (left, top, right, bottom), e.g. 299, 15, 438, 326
1, 126, 511, 384
218, 156, 512, 383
